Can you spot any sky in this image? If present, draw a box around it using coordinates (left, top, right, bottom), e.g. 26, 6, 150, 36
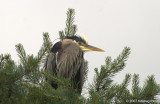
0, 0, 160, 96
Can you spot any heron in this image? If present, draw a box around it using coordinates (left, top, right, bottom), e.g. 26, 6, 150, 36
44, 35, 104, 93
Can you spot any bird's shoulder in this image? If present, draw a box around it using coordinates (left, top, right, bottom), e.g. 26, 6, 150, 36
51, 41, 62, 53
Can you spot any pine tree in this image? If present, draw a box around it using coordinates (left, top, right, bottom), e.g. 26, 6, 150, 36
0, 8, 160, 104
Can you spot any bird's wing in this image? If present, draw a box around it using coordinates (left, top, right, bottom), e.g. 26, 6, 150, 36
44, 52, 57, 75
44, 52, 59, 89
44, 41, 62, 74
72, 58, 85, 92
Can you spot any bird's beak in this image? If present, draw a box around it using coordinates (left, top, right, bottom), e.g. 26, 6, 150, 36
80, 44, 104, 52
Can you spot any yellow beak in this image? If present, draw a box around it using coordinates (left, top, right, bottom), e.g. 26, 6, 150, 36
80, 44, 104, 52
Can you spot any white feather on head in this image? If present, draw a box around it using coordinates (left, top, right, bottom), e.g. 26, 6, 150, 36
80, 34, 88, 44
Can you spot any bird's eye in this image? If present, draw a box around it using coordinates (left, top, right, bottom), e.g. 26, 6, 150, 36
78, 42, 83, 45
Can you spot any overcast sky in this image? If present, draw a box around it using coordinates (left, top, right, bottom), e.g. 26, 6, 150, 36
1, 0, 160, 95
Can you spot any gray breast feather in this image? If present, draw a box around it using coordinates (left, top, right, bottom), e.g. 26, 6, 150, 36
56, 43, 83, 79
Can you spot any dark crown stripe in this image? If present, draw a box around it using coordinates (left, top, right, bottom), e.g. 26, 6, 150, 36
65, 36, 86, 44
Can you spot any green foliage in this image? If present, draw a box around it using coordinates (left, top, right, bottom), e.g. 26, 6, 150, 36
59, 8, 77, 40
88, 47, 132, 104
87, 47, 160, 104
0, 8, 160, 104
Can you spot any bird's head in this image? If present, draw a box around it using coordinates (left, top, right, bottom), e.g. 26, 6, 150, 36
65, 35, 104, 52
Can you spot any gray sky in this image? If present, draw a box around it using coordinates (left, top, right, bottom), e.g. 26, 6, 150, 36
1, 0, 160, 95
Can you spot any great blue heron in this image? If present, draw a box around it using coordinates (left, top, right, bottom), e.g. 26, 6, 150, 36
44, 36, 104, 93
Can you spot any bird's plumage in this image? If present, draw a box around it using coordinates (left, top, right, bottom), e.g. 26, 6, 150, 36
44, 36, 104, 93
45, 37, 86, 92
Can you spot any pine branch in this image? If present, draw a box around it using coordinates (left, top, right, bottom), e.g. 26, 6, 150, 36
41, 71, 72, 89
59, 30, 65, 40
95, 57, 112, 92
59, 8, 77, 40
0, 54, 16, 85
132, 74, 140, 98
0, 54, 11, 73
0, 54, 10, 69
140, 75, 160, 100
15, 44, 28, 66
71, 24, 77, 36
75, 97, 81, 104
5, 34, 51, 86
117, 74, 131, 93
93, 47, 131, 93
37, 33, 52, 65
43, 81, 55, 92
110, 47, 130, 73
113, 74, 131, 102
65, 8, 75, 36
0, 72, 7, 84
104, 74, 131, 103
44, 93, 66, 102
